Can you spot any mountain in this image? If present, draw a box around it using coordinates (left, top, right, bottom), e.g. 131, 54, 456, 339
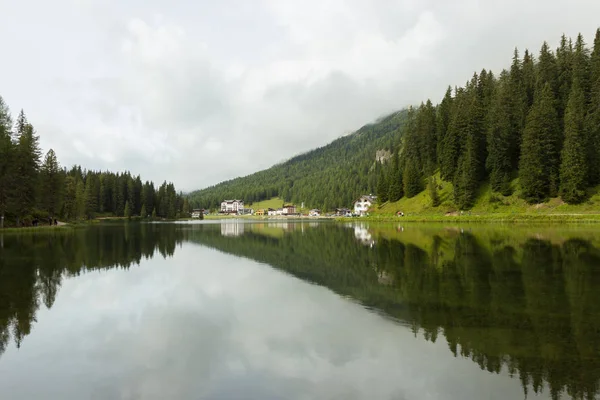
188, 110, 408, 211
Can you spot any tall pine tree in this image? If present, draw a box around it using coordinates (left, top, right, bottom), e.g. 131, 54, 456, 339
376, 165, 389, 203
13, 115, 41, 224
519, 83, 561, 203
40, 149, 62, 217
387, 151, 403, 202
0, 96, 13, 228
559, 79, 588, 204
487, 71, 513, 195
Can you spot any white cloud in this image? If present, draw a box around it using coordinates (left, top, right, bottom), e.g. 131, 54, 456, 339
0, 0, 599, 190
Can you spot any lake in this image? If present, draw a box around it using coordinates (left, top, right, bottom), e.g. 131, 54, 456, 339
1, 220, 599, 400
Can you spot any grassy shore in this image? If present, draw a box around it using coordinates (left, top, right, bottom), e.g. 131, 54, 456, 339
364, 173, 600, 223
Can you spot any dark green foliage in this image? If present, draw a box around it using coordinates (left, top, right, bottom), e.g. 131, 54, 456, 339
560, 79, 588, 204
519, 84, 561, 203
522, 50, 537, 111
0, 96, 13, 228
124, 200, 131, 220
403, 161, 422, 198
140, 204, 147, 219
188, 111, 408, 211
376, 165, 389, 203
588, 30, 600, 186
428, 176, 440, 207
440, 87, 469, 182
387, 151, 403, 202
487, 72, 514, 195
435, 87, 453, 164
536, 42, 559, 97
556, 34, 573, 122
13, 116, 41, 223
40, 149, 62, 217
417, 100, 437, 174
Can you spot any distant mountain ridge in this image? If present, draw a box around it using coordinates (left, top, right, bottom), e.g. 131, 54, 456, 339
188, 110, 408, 210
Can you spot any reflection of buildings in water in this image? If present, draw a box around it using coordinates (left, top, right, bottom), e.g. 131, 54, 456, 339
354, 225, 375, 247
377, 270, 394, 286
270, 222, 291, 231
221, 222, 245, 237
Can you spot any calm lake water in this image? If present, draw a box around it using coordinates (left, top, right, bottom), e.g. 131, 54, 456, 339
1, 220, 599, 400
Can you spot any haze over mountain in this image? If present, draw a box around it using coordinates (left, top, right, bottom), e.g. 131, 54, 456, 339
2, 1, 600, 192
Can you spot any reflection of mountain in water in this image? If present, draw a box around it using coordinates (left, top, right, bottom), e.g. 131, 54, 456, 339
190, 222, 600, 400
2, 221, 600, 400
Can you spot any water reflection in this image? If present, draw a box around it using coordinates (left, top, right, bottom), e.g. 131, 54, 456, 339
1, 221, 600, 399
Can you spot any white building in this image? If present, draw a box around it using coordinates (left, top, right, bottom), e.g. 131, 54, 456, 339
353, 195, 377, 216
221, 200, 244, 213
309, 209, 321, 217
267, 208, 277, 216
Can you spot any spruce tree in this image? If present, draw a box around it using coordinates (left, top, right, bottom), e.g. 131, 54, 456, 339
40, 149, 62, 217
140, 203, 147, 219
75, 179, 85, 219
13, 121, 41, 223
387, 152, 403, 202
376, 165, 389, 203
436, 87, 453, 164
556, 34, 573, 122
428, 176, 440, 207
62, 176, 77, 220
519, 83, 561, 203
0, 96, 13, 228
587, 29, 600, 186
440, 87, 468, 181
486, 72, 513, 195
508, 51, 527, 169
403, 161, 422, 198
417, 100, 437, 174
591, 28, 600, 86
559, 79, 588, 204
572, 33, 591, 101
84, 175, 98, 219
522, 49, 536, 112
536, 42, 559, 97
151, 207, 157, 219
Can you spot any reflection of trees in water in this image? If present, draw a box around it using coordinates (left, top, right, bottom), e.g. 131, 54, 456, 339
2, 222, 600, 399
190, 225, 600, 400
0, 223, 184, 357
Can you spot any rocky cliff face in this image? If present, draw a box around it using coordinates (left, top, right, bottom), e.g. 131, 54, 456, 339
375, 149, 391, 164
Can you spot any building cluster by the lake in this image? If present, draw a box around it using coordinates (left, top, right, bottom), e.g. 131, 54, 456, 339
191, 195, 377, 218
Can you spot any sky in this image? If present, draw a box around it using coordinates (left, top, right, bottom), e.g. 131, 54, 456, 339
0, 0, 599, 192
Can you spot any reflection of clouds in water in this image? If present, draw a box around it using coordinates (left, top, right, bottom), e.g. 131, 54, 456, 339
0, 243, 532, 400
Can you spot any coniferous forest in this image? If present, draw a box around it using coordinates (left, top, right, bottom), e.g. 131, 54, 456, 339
190, 29, 600, 212
0, 99, 187, 228
377, 29, 600, 209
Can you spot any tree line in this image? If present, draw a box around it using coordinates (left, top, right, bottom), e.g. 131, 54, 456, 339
377, 29, 600, 208
0, 99, 188, 227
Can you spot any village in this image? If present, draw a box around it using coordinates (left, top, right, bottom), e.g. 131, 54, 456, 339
190, 195, 378, 219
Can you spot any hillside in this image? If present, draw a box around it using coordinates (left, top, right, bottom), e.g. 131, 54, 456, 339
191, 28, 600, 215
189, 110, 408, 210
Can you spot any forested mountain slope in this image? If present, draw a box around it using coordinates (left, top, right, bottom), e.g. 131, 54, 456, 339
192, 28, 600, 213
375, 28, 600, 211
188, 110, 408, 210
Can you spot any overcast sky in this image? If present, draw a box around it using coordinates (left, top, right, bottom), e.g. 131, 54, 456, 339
0, 0, 599, 191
